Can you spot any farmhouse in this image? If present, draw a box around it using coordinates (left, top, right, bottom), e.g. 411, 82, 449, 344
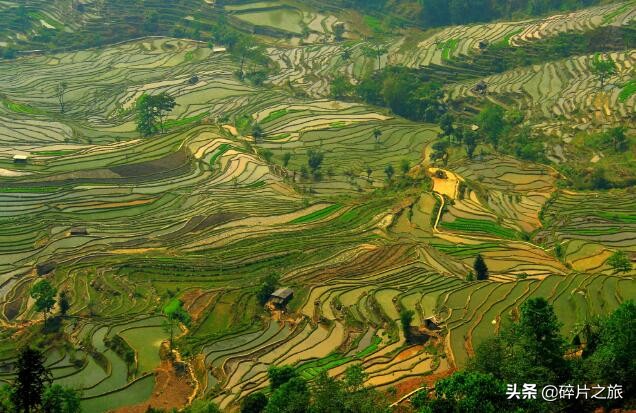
270, 288, 293, 307
472, 80, 488, 95
70, 226, 88, 236
12, 154, 28, 164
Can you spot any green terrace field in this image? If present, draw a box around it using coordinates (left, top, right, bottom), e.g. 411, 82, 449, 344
0, 2, 634, 411
266, 1, 634, 97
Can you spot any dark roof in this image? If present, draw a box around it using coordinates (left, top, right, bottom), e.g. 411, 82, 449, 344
271, 288, 293, 300
36, 262, 56, 276
70, 227, 88, 235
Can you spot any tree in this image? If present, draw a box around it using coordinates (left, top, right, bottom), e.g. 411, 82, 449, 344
341, 48, 352, 62
475, 104, 505, 148
585, 301, 636, 396
163, 299, 191, 349
257, 273, 279, 306
330, 74, 353, 99
153, 93, 176, 134
590, 54, 617, 89
233, 37, 253, 77
252, 123, 265, 142
58, 290, 70, 317
361, 41, 388, 70
399, 309, 414, 342
265, 377, 309, 413
30, 280, 57, 327
422, 371, 512, 413
261, 149, 273, 163
464, 129, 477, 159
333, 23, 346, 41
518, 297, 568, 380
282, 152, 292, 168
57, 82, 68, 114
400, 159, 410, 176
366, 166, 373, 180
470, 297, 569, 394
136, 94, 156, 137
183, 400, 221, 413
42, 384, 81, 413
268, 365, 298, 390
438, 113, 454, 138
384, 164, 394, 181
0, 385, 12, 411
607, 250, 632, 274
135, 93, 175, 137
372, 128, 382, 144
12, 347, 52, 413
241, 392, 268, 413
607, 126, 628, 152
311, 371, 346, 413
307, 150, 324, 176
473, 254, 489, 280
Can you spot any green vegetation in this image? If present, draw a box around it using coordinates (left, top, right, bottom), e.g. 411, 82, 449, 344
441, 218, 520, 240
618, 78, 636, 102
136, 92, 176, 136
290, 204, 343, 224
0, 1, 633, 411
30, 280, 57, 327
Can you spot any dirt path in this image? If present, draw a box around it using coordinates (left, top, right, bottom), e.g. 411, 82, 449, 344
112, 360, 194, 413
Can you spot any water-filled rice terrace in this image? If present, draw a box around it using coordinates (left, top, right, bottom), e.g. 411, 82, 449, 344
0, 2, 634, 411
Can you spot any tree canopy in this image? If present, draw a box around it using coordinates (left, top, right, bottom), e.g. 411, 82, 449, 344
135, 92, 176, 137
30, 280, 57, 326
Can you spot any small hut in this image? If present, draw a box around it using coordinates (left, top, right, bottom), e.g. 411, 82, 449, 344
270, 288, 294, 308
36, 262, 56, 276
12, 154, 28, 164
70, 227, 88, 236
472, 80, 488, 95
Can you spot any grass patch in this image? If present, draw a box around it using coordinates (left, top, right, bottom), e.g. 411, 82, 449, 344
569, 227, 623, 236
618, 79, 636, 102
165, 112, 208, 129
363, 15, 383, 34
1, 98, 43, 115
209, 144, 231, 167
441, 218, 520, 240
32, 150, 78, 156
290, 204, 343, 224
0, 187, 60, 193
603, 1, 634, 24
439, 39, 459, 61
356, 335, 381, 358
268, 133, 291, 140
594, 211, 636, 223
432, 242, 502, 258
494, 29, 522, 48
329, 121, 347, 128
261, 109, 299, 124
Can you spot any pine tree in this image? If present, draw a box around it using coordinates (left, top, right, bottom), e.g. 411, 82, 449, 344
473, 254, 489, 280
12, 347, 52, 413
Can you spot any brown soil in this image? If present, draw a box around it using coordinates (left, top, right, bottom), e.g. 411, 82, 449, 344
395, 345, 423, 362
112, 360, 194, 413
391, 367, 457, 402
110, 148, 189, 177
180, 289, 216, 322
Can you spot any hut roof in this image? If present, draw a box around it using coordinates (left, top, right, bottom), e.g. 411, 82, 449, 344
271, 288, 293, 300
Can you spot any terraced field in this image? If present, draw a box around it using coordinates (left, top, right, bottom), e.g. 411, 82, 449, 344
266, 1, 635, 96
0, 2, 634, 412
447, 50, 636, 137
